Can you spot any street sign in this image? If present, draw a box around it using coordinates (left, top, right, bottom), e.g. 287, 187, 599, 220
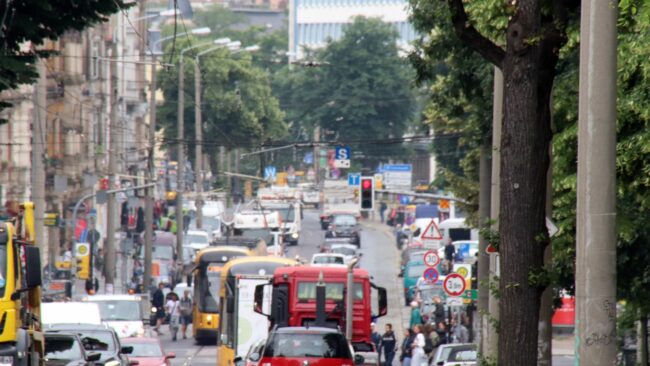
462, 289, 477, 300
348, 173, 361, 186
334, 146, 351, 168
423, 267, 439, 283
421, 219, 443, 240
546, 217, 559, 237
264, 166, 277, 180
453, 263, 472, 280
423, 250, 441, 268
446, 297, 464, 307
44, 212, 59, 227
381, 164, 412, 190
486, 243, 498, 254
443, 273, 466, 297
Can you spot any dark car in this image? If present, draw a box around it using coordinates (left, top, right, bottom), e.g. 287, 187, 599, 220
259, 327, 364, 366
325, 214, 361, 247
46, 324, 133, 366
45, 333, 102, 366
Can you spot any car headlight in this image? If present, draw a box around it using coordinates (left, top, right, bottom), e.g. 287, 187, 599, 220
105, 361, 120, 366
0, 356, 14, 366
291, 233, 299, 239
151, 307, 157, 313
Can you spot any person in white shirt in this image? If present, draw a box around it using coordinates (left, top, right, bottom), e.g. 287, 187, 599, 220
410, 324, 427, 366
165, 293, 181, 341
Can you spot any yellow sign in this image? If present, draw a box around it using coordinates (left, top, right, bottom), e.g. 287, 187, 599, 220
75, 243, 90, 280
456, 266, 469, 278
244, 181, 253, 198
44, 213, 59, 227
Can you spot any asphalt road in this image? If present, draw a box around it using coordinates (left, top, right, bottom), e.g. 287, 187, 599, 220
155, 209, 576, 365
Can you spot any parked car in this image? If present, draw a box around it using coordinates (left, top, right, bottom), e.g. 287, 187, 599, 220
45, 324, 133, 366
121, 337, 175, 366
258, 327, 364, 366
432, 343, 477, 366
44, 333, 102, 366
83, 294, 147, 338
403, 259, 427, 305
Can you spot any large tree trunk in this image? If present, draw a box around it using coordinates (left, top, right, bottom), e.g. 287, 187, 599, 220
498, 5, 555, 365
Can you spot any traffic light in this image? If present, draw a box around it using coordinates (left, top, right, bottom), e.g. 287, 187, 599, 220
359, 177, 374, 211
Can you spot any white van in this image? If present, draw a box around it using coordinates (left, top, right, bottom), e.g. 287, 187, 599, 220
202, 201, 225, 242
42, 302, 102, 326
83, 294, 146, 338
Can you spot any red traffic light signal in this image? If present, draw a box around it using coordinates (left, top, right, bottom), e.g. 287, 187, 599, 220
99, 178, 109, 191
359, 177, 374, 211
362, 179, 372, 190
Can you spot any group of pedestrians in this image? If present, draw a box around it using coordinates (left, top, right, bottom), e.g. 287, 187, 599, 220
371, 295, 470, 366
151, 283, 194, 341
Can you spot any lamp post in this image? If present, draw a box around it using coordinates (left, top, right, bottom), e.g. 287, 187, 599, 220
143, 26, 210, 295
193, 42, 259, 228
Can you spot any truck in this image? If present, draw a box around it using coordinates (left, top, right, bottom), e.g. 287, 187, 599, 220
253, 265, 387, 353
232, 210, 283, 255
320, 180, 360, 230
0, 202, 45, 365
260, 201, 302, 246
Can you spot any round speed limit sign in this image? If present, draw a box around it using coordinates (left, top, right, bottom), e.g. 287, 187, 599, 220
443, 273, 467, 297
423, 250, 440, 267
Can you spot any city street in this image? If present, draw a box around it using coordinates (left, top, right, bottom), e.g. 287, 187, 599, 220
155, 210, 576, 365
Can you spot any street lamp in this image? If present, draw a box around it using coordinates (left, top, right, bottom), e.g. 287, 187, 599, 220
193, 42, 259, 228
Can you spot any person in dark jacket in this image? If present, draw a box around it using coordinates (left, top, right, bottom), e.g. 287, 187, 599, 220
432, 295, 445, 325
443, 239, 456, 274
381, 323, 397, 366
371, 323, 381, 352
400, 328, 415, 366
152, 283, 166, 334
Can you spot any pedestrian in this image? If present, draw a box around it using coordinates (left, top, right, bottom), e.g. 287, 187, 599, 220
410, 324, 427, 366
436, 322, 450, 346
432, 295, 445, 325
379, 202, 388, 223
451, 317, 469, 343
425, 323, 439, 358
179, 290, 193, 339
409, 301, 422, 329
399, 329, 414, 366
444, 239, 455, 274
166, 293, 181, 341
381, 323, 397, 366
152, 283, 166, 334
371, 323, 381, 352
94, 248, 104, 276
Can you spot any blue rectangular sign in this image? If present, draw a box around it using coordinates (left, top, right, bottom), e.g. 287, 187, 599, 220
335, 146, 351, 161
348, 173, 361, 186
382, 164, 412, 172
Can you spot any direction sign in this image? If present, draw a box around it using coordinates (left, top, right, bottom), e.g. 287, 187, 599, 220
423, 268, 439, 284
334, 146, 351, 168
443, 273, 467, 297
348, 173, 361, 186
423, 250, 441, 268
421, 219, 443, 240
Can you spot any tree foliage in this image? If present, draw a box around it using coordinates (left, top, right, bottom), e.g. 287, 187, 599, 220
274, 17, 418, 167
156, 37, 286, 175
0, 0, 129, 121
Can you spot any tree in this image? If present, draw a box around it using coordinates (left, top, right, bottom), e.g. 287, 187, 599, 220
409, 0, 580, 364
0, 0, 128, 122
156, 38, 286, 179
275, 17, 417, 167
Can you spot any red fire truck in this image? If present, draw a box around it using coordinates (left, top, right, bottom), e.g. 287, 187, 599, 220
254, 265, 387, 352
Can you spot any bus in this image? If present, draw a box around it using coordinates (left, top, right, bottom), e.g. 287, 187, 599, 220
216, 256, 298, 366
192, 246, 251, 342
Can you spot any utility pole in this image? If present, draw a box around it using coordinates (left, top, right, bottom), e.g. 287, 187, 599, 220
33, 58, 46, 263
105, 41, 119, 293
176, 55, 186, 264
575, 0, 617, 364
486, 66, 503, 358
144, 53, 157, 296
194, 59, 203, 229
313, 125, 320, 186
477, 136, 491, 351
234, 148, 241, 199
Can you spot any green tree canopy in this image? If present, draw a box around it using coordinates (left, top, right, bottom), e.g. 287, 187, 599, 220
0, 0, 128, 121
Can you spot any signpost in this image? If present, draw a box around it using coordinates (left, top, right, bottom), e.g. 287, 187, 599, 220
381, 164, 412, 190
443, 273, 466, 297
334, 146, 351, 168
421, 219, 443, 240
423, 250, 441, 268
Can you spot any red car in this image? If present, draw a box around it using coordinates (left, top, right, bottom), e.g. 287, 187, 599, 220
120, 337, 175, 366
258, 327, 364, 366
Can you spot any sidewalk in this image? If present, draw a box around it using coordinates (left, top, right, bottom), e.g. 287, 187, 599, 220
553, 334, 575, 356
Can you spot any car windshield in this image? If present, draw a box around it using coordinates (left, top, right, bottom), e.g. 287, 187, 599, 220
203, 217, 220, 232
93, 300, 142, 321
152, 245, 173, 260
313, 256, 344, 265
186, 234, 208, 244
263, 332, 352, 359
275, 208, 295, 222
199, 263, 221, 313
297, 282, 363, 301
408, 265, 427, 278
333, 215, 356, 226
331, 247, 355, 256
45, 336, 84, 360
238, 229, 273, 244
449, 349, 477, 361
124, 342, 164, 357
78, 331, 116, 352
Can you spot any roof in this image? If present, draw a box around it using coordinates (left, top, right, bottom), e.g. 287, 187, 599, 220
222, 256, 298, 276
274, 265, 369, 279
84, 294, 142, 301
272, 326, 344, 334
